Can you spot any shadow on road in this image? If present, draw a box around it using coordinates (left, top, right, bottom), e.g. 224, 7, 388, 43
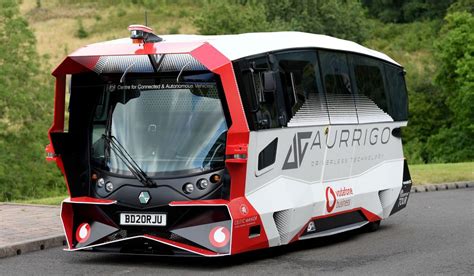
73, 224, 391, 270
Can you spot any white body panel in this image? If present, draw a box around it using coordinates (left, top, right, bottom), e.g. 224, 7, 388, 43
245, 121, 406, 246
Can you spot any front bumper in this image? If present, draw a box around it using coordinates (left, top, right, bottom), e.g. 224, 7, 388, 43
61, 197, 234, 257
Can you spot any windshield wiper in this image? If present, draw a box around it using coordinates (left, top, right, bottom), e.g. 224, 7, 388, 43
103, 134, 157, 187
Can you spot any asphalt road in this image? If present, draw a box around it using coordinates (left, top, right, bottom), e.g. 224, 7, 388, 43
1, 188, 473, 275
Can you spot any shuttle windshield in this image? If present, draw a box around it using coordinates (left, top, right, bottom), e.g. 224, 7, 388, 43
91, 81, 228, 177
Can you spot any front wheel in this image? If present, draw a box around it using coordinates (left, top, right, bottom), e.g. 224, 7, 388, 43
365, 220, 381, 232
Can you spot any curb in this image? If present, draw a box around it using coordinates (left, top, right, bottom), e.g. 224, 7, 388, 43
0, 235, 65, 259
411, 181, 474, 193
1, 202, 60, 208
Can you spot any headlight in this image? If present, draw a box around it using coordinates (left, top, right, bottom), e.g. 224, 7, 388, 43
197, 179, 209, 190
105, 181, 114, 192
210, 174, 221, 183
97, 178, 105, 188
183, 183, 194, 194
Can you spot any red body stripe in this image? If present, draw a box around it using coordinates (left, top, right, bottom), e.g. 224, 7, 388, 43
65, 197, 116, 204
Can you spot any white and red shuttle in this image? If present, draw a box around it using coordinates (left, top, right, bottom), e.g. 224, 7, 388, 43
46, 26, 412, 256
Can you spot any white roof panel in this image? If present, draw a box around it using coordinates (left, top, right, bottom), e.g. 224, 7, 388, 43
96, 32, 400, 66
159, 32, 400, 66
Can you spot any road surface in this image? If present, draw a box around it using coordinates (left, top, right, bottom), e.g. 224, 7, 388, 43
1, 188, 473, 275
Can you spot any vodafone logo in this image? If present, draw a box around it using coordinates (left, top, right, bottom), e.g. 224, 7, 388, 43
209, 226, 230, 248
325, 187, 337, 213
76, 223, 91, 243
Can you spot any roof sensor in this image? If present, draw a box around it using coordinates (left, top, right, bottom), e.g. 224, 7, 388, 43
128, 24, 162, 44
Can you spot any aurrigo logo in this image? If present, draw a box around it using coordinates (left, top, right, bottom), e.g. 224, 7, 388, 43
209, 226, 230, 248
282, 128, 392, 171
325, 187, 337, 213
282, 132, 312, 170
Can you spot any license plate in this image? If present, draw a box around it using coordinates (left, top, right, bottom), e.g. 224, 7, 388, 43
120, 213, 167, 226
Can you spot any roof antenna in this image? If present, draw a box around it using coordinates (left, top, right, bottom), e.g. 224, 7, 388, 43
128, 11, 162, 43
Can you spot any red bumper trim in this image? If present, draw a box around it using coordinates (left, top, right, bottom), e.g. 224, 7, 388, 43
64, 197, 117, 205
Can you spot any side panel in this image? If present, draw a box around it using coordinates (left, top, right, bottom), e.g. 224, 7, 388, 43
245, 122, 406, 247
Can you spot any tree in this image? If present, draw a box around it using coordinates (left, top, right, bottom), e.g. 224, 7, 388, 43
362, 0, 455, 23
0, 0, 64, 200
425, 11, 474, 162
195, 0, 370, 43
263, 0, 369, 43
194, 1, 273, 35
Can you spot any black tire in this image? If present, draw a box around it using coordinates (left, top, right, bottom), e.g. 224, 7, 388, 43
366, 220, 381, 232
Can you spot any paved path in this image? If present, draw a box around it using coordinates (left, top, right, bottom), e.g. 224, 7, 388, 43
0, 204, 64, 258
0, 188, 472, 275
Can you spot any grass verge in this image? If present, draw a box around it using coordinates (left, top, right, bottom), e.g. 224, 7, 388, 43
410, 162, 473, 185
12, 195, 67, 206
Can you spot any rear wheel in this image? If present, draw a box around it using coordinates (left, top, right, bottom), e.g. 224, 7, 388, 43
365, 220, 381, 232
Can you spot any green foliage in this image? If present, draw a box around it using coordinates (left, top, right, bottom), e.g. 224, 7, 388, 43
425, 11, 474, 162
262, 0, 369, 43
167, 24, 181, 34
447, 0, 474, 14
366, 20, 440, 52
117, 8, 127, 17
0, 0, 65, 201
435, 12, 474, 123
362, 0, 455, 23
195, 0, 369, 42
425, 126, 474, 163
194, 1, 272, 35
75, 19, 89, 38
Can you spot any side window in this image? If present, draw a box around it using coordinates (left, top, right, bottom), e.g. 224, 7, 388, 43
349, 55, 393, 123
384, 64, 408, 121
318, 50, 358, 124
258, 138, 278, 170
276, 51, 329, 127
234, 57, 280, 130
252, 57, 280, 129
91, 87, 109, 159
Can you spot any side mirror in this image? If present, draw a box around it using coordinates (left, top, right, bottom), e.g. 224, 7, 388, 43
262, 71, 277, 93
